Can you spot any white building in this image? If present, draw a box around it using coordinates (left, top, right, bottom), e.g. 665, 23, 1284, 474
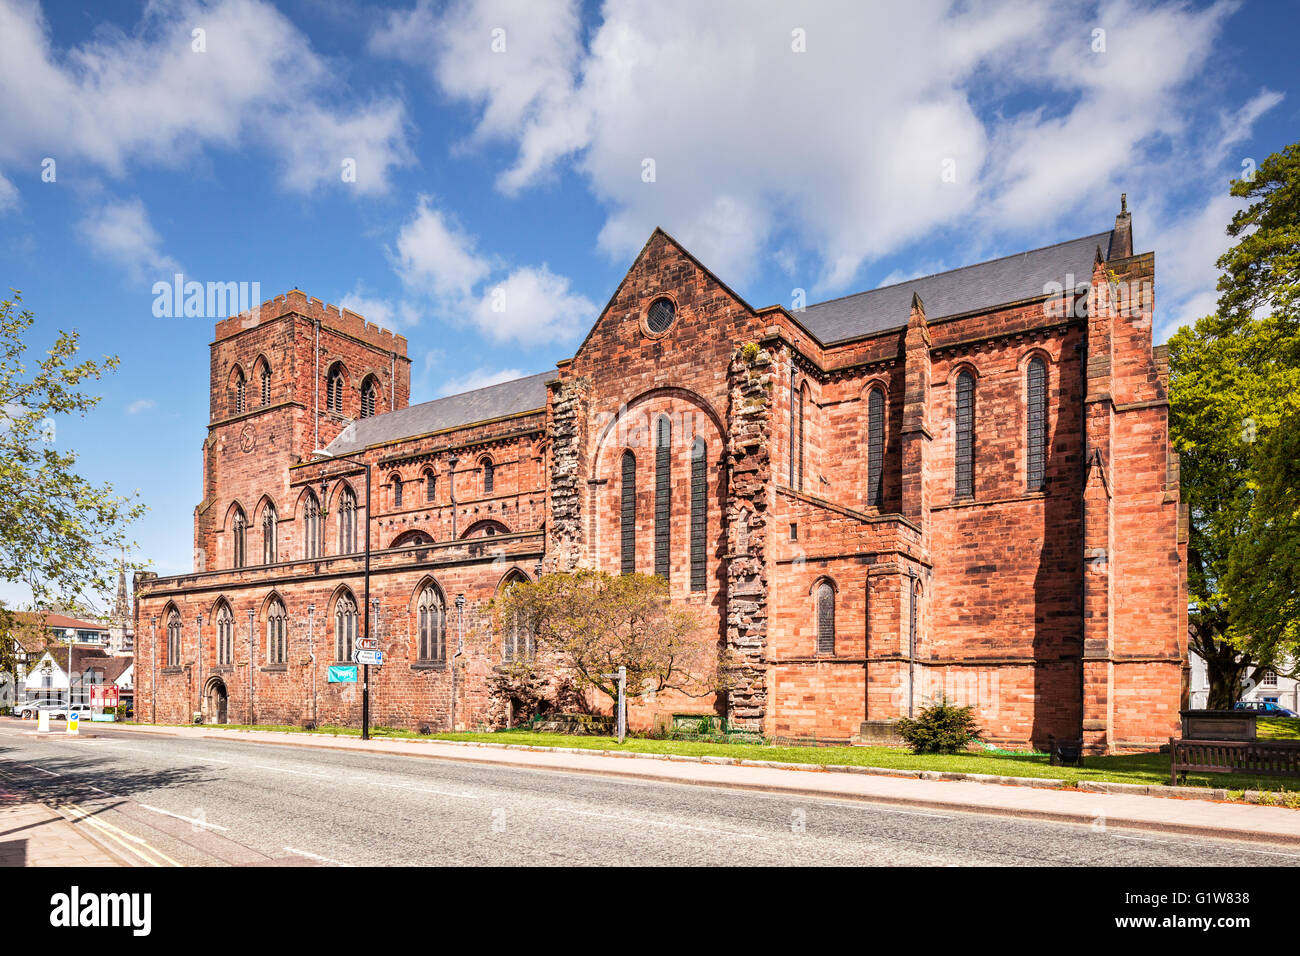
1188, 649, 1299, 712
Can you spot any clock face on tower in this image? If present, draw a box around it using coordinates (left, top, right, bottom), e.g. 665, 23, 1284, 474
240, 424, 255, 453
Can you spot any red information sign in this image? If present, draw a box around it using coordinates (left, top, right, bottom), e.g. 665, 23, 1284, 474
90, 686, 120, 708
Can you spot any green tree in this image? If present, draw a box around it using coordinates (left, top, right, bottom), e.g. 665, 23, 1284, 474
490, 570, 727, 719
0, 291, 144, 683
1169, 143, 1300, 705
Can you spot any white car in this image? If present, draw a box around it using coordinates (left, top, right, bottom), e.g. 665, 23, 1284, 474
18, 700, 70, 720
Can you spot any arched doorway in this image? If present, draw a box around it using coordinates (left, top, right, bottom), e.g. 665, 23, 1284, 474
204, 677, 229, 724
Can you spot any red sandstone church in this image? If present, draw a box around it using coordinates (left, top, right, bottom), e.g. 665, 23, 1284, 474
135, 199, 1187, 752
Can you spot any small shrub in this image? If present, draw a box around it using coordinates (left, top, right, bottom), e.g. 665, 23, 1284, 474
896, 697, 983, 754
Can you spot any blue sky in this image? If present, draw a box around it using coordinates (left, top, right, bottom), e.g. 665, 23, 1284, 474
1, 0, 1296, 608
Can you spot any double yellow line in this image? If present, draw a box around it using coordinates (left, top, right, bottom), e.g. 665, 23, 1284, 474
57, 803, 181, 867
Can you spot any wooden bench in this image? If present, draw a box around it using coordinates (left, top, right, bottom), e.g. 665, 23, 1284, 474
1169, 737, 1300, 785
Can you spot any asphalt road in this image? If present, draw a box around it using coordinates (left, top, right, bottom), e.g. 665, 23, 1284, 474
0, 720, 1295, 867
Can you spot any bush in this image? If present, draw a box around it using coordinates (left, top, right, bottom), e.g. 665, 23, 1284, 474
896, 697, 983, 754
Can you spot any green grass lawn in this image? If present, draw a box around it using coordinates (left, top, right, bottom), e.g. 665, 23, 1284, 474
174, 719, 1300, 793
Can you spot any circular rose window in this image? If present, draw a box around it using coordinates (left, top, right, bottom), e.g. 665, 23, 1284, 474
646, 297, 676, 334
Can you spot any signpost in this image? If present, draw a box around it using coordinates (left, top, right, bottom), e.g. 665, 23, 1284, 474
356, 637, 380, 652
353, 649, 383, 667
67, 711, 79, 735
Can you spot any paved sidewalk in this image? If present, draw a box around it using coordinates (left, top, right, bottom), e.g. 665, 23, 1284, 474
0, 792, 123, 866
99, 722, 1300, 846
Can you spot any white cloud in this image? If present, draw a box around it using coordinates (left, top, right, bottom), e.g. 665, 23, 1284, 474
437, 366, 526, 397
0, 171, 16, 212
390, 196, 596, 346
0, 0, 411, 195
471, 265, 593, 345
339, 284, 421, 330
377, 0, 1263, 303
127, 399, 156, 414
392, 197, 492, 301
77, 197, 182, 283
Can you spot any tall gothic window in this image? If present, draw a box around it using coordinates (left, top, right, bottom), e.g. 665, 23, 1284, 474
231, 507, 247, 569
262, 503, 277, 564
335, 592, 357, 662
267, 598, 287, 665
955, 371, 975, 499
690, 438, 706, 592
424, 470, 436, 503
481, 457, 495, 495
337, 486, 357, 554
166, 608, 181, 667
867, 387, 885, 508
215, 603, 233, 667
233, 369, 246, 415
326, 364, 345, 414
620, 450, 636, 574
303, 491, 321, 559
1026, 356, 1048, 491
391, 474, 403, 509
360, 376, 377, 418
260, 363, 271, 406
654, 415, 671, 581
417, 585, 445, 662
500, 572, 533, 662
816, 582, 835, 655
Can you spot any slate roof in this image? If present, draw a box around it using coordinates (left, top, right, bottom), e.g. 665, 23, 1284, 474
321, 229, 1117, 453
324, 370, 554, 456
799, 231, 1113, 344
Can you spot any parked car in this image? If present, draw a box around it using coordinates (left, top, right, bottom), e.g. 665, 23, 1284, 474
18, 700, 70, 720
1234, 700, 1299, 717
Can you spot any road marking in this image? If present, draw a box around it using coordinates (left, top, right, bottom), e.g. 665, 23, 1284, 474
253, 764, 330, 778
559, 807, 768, 840
861, 805, 954, 819
1110, 832, 1300, 859
284, 846, 352, 867
59, 803, 182, 867
137, 803, 230, 831
346, 775, 479, 799
6, 761, 61, 777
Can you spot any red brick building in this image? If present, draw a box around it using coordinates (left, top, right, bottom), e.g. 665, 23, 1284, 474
135, 200, 1186, 751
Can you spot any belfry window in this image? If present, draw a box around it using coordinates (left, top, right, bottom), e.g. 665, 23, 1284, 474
262, 503, 277, 565
326, 364, 345, 414
231, 507, 247, 569
233, 369, 246, 415
260, 364, 271, 406
360, 377, 377, 418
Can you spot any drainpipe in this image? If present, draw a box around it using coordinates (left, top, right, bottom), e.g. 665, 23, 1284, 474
451, 593, 466, 731
194, 613, 202, 719
907, 568, 918, 719
1077, 339, 1088, 743
247, 608, 255, 725
307, 604, 317, 725
150, 617, 157, 723
313, 317, 321, 453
